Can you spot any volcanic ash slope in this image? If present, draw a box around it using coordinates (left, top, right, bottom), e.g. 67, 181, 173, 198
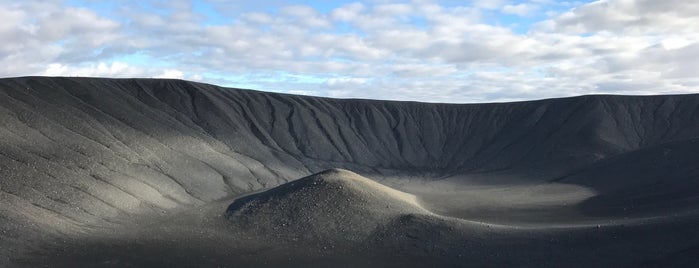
226, 168, 432, 242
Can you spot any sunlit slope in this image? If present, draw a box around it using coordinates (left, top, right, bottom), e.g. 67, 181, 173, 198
1, 76, 699, 267
226, 168, 430, 241
0, 76, 696, 225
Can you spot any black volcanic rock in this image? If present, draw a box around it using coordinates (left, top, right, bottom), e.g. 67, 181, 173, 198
0, 76, 698, 267
226, 168, 429, 241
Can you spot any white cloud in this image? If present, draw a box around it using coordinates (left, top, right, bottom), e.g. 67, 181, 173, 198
331, 3, 365, 21
281, 5, 331, 28
661, 37, 692, 50
373, 3, 414, 16
154, 69, 185, 79
0, 0, 698, 103
327, 77, 368, 86
473, 0, 506, 10
242, 12, 274, 25
502, 3, 537, 16
42, 62, 138, 77
37, 7, 120, 45
189, 74, 204, 81
391, 64, 457, 77
544, 0, 699, 34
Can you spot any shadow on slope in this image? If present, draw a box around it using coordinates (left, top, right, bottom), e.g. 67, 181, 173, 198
2, 77, 699, 267
556, 138, 699, 218
15, 168, 699, 268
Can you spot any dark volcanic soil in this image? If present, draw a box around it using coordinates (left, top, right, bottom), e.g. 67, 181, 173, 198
1, 76, 699, 267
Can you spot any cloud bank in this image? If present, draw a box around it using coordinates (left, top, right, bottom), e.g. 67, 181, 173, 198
1, 0, 698, 102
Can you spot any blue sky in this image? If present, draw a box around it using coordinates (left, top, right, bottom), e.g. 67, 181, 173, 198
1, 0, 698, 102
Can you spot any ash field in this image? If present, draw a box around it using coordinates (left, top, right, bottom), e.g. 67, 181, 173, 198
1, 76, 698, 267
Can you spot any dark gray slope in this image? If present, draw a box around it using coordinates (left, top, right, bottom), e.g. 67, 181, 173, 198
226, 168, 429, 241
1, 76, 699, 267
19, 170, 699, 268
558, 138, 699, 217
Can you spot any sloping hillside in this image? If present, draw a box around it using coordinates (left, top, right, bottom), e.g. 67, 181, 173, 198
1, 76, 699, 267
226, 168, 430, 241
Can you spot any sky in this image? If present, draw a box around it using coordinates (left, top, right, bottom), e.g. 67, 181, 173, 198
1, 0, 698, 103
